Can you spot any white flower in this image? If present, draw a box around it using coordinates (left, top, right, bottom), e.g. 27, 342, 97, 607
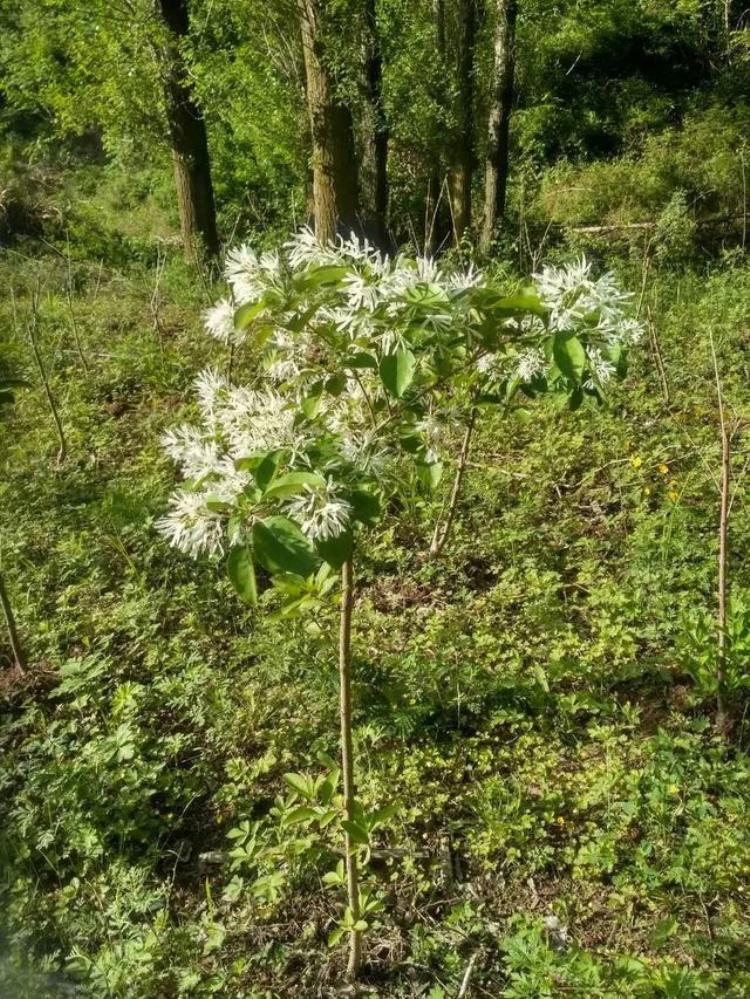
477, 350, 510, 383
337, 231, 386, 271
534, 258, 641, 361
611, 317, 644, 346
284, 226, 342, 269
224, 244, 260, 302
160, 426, 222, 481
344, 271, 381, 312
156, 489, 225, 557
586, 347, 616, 384
203, 298, 239, 345
517, 347, 546, 382
337, 431, 390, 475
218, 386, 301, 460
448, 263, 484, 292
286, 478, 352, 541
225, 245, 282, 304
194, 368, 229, 421
417, 414, 444, 449
209, 458, 254, 503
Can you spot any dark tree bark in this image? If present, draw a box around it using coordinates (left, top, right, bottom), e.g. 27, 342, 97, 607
479, 0, 518, 253
447, 0, 477, 245
361, 0, 389, 246
298, 0, 359, 245
157, 0, 220, 263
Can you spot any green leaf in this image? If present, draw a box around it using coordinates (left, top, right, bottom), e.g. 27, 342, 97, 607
284, 806, 320, 826
283, 772, 314, 799
379, 349, 416, 398
226, 547, 258, 606
325, 372, 347, 396
341, 820, 370, 845
328, 926, 346, 947
532, 662, 549, 692
234, 298, 267, 331
348, 489, 381, 526
253, 517, 319, 577
568, 386, 584, 411
315, 529, 353, 569
494, 289, 546, 317
402, 282, 450, 306
553, 333, 587, 382
345, 352, 378, 370
473, 287, 546, 318
255, 450, 285, 490
204, 495, 232, 513
372, 803, 398, 826
263, 471, 326, 501
301, 381, 324, 419
318, 768, 340, 804
295, 264, 349, 290
416, 459, 443, 490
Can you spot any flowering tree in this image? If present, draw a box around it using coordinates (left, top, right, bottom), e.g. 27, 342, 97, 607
157, 230, 640, 978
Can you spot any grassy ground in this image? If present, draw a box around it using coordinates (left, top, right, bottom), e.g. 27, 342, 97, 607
2, 171, 750, 996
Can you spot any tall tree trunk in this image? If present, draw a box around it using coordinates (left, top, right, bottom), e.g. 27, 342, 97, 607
157, 0, 220, 263
361, 0, 389, 246
479, 0, 518, 253
448, 0, 477, 245
298, 0, 359, 245
426, 0, 446, 255
0, 571, 24, 673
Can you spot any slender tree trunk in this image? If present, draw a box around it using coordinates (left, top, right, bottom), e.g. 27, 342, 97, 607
361, 0, 389, 246
479, 0, 518, 253
157, 0, 220, 264
448, 0, 477, 244
430, 408, 476, 556
27, 305, 67, 465
0, 571, 24, 673
710, 331, 730, 731
298, 0, 359, 244
339, 557, 362, 979
717, 412, 730, 730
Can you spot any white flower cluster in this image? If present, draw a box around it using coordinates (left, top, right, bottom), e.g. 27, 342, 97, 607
201, 226, 484, 366
534, 256, 643, 348
161, 235, 641, 561
477, 258, 643, 388
156, 369, 303, 556
286, 479, 352, 542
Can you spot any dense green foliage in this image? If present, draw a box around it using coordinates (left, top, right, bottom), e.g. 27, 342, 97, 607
3, 0, 750, 995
